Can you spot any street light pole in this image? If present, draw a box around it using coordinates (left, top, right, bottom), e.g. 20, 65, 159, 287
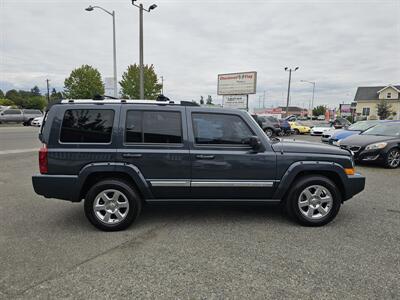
112, 11, 117, 98
85, 5, 118, 98
301, 80, 316, 111
161, 76, 164, 94
131, 1, 157, 99
284, 67, 299, 117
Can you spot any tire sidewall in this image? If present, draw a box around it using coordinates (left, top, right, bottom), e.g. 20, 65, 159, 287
84, 180, 141, 231
287, 176, 341, 226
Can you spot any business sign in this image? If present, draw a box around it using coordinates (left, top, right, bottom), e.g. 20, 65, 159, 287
217, 71, 257, 95
223, 95, 248, 109
340, 104, 351, 117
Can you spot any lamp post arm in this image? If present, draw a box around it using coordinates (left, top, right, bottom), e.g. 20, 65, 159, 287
91, 5, 114, 16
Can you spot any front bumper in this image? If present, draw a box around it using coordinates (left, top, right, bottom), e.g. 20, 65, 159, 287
32, 174, 80, 202
343, 173, 366, 201
321, 135, 332, 142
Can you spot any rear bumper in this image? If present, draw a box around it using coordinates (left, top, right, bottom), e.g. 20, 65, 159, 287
32, 174, 80, 202
343, 173, 365, 201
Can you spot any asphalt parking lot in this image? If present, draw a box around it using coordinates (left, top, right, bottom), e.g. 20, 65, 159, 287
0, 126, 399, 299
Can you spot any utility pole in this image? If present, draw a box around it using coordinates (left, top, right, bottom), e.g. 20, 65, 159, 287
285, 67, 299, 117
46, 79, 50, 103
161, 76, 164, 94
139, 3, 144, 99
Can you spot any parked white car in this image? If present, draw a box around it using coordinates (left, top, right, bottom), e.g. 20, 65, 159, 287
310, 123, 334, 136
321, 129, 337, 142
31, 116, 44, 127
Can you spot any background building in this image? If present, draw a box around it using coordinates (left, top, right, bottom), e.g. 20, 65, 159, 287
354, 85, 400, 120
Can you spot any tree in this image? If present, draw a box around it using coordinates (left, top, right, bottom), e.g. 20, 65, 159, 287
25, 96, 47, 110
5, 89, 24, 107
312, 105, 326, 116
206, 95, 213, 105
31, 86, 41, 96
119, 64, 162, 99
200, 96, 204, 105
376, 99, 393, 120
0, 98, 15, 106
50, 88, 63, 102
0, 89, 4, 98
64, 65, 104, 99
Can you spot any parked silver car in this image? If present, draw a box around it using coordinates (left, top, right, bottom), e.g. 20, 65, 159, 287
0, 109, 43, 125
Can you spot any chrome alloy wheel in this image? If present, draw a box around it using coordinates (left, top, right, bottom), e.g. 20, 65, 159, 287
93, 189, 129, 224
298, 185, 333, 220
387, 149, 400, 168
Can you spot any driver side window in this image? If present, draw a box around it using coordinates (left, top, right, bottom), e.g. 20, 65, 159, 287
192, 113, 253, 145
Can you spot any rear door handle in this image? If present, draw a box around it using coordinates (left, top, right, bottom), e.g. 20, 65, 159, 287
196, 154, 215, 160
122, 153, 142, 158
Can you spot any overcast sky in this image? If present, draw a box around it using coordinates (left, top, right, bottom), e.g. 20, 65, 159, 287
1, 0, 399, 110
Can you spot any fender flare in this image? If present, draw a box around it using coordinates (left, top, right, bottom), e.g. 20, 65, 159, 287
273, 161, 348, 199
77, 162, 153, 200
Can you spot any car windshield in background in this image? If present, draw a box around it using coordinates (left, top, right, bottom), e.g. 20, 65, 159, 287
266, 116, 278, 123
362, 123, 400, 137
316, 122, 331, 127
348, 121, 379, 131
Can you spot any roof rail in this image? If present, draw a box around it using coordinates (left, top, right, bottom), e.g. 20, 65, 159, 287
59, 99, 200, 107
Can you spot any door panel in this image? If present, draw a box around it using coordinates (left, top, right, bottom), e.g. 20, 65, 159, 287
187, 109, 277, 199
117, 105, 190, 199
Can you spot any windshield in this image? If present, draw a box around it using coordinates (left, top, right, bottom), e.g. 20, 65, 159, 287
361, 123, 400, 137
348, 121, 379, 131
315, 122, 331, 128
266, 116, 278, 123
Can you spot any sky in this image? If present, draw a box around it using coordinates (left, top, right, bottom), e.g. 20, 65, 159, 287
0, 0, 399, 111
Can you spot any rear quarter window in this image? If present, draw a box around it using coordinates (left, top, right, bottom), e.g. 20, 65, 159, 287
60, 109, 114, 143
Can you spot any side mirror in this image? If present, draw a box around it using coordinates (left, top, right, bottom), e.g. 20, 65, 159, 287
246, 136, 265, 152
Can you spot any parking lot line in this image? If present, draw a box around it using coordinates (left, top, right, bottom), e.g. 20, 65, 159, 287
0, 148, 38, 155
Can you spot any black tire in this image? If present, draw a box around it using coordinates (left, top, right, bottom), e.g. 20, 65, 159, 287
84, 179, 142, 231
384, 148, 400, 169
264, 128, 274, 137
284, 175, 341, 226
294, 129, 300, 135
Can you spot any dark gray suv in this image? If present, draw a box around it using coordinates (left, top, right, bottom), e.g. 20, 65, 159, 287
32, 99, 365, 231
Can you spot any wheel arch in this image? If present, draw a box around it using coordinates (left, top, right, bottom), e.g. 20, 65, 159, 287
78, 163, 153, 202
274, 161, 348, 202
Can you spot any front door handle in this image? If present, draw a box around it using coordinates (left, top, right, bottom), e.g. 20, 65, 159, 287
196, 154, 215, 160
122, 153, 142, 158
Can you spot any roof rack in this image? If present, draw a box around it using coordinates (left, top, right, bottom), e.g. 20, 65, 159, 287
59, 99, 200, 107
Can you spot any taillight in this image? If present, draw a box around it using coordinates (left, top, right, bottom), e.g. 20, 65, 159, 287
39, 145, 48, 174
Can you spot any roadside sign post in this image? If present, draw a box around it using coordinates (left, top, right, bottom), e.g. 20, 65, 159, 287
218, 71, 257, 111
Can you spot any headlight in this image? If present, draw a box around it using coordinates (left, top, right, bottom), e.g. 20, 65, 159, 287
365, 142, 387, 150
333, 139, 341, 146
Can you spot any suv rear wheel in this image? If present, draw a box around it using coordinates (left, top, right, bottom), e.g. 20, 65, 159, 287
84, 179, 141, 231
285, 175, 341, 226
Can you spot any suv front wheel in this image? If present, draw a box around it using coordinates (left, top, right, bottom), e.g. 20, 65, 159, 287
285, 175, 341, 226
84, 179, 142, 231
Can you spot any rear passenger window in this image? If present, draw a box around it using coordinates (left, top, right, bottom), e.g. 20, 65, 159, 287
60, 109, 114, 143
3, 109, 21, 115
125, 110, 182, 144
192, 113, 253, 145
